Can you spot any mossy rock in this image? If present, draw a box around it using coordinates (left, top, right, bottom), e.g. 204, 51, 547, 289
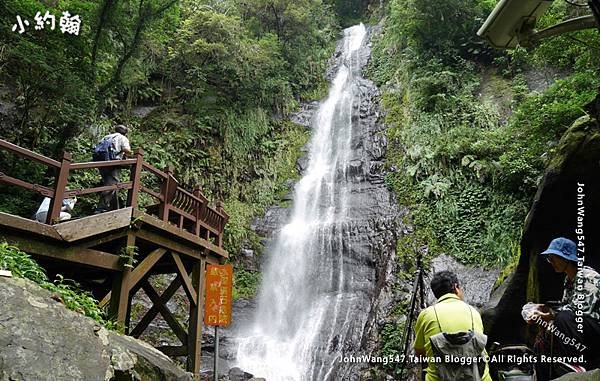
488, 106, 600, 345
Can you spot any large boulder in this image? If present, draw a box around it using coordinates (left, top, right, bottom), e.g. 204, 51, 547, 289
488, 102, 600, 345
0, 276, 193, 381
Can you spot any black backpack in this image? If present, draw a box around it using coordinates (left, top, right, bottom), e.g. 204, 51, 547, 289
92, 135, 117, 161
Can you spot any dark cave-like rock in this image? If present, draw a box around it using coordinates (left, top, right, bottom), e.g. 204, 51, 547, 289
488, 108, 600, 346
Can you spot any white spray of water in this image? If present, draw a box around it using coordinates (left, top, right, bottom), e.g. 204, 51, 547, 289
235, 24, 367, 381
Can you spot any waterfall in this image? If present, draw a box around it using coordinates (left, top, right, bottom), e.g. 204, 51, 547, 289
235, 24, 374, 381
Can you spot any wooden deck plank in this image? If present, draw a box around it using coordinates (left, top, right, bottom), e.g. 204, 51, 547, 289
134, 229, 206, 261
0, 212, 63, 240
132, 210, 228, 258
78, 231, 129, 249
1, 232, 121, 271
54, 208, 133, 242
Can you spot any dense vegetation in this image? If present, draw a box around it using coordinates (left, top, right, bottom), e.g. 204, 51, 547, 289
369, 0, 600, 374
0, 0, 343, 297
2, 0, 600, 373
0, 242, 112, 327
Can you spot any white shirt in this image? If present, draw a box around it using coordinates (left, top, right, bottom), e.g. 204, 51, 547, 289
35, 197, 76, 222
102, 132, 131, 159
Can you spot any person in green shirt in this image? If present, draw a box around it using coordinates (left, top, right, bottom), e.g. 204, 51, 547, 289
414, 270, 492, 381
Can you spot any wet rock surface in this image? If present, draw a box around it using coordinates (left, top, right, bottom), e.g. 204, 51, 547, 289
212, 25, 407, 381
289, 101, 320, 129
428, 254, 500, 308
0, 276, 192, 381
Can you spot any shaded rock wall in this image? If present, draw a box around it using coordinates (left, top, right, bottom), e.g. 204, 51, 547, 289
488, 98, 600, 345
0, 276, 192, 381
428, 254, 499, 309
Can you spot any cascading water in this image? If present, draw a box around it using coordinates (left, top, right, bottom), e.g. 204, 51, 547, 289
235, 24, 392, 380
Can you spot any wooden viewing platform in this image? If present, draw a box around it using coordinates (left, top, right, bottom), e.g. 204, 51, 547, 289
0, 138, 229, 377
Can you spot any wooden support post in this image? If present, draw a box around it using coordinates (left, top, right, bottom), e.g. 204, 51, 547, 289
127, 248, 166, 289
130, 275, 183, 338
47, 152, 72, 224
159, 165, 174, 222
142, 280, 188, 343
188, 259, 206, 376
127, 148, 144, 209
171, 252, 198, 306
108, 233, 135, 330
125, 292, 134, 334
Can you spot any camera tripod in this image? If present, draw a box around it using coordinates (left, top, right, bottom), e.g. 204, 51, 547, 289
398, 247, 427, 380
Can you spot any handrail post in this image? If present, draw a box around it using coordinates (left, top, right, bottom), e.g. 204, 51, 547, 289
47, 152, 72, 224
127, 148, 144, 209
193, 186, 203, 236
159, 164, 175, 222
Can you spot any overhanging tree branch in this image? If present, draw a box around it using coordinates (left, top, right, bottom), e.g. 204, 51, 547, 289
91, 0, 118, 67
98, 0, 178, 99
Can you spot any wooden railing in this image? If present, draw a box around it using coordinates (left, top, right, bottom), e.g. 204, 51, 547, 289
0, 139, 229, 247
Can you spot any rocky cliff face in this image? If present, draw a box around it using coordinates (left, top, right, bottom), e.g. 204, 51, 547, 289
0, 276, 193, 381
198, 26, 408, 380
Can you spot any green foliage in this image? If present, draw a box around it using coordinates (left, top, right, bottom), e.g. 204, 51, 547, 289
416, 178, 526, 265
232, 268, 262, 300
222, 121, 310, 255
370, 0, 600, 269
529, 1, 600, 72
385, 0, 497, 65
237, 0, 338, 94
119, 245, 139, 269
488, 72, 600, 193
168, 9, 293, 113
0, 242, 111, 327
0, 242, 47, 282
493, 243, 520, 291
1, 0, 337, 267
380, 322, 405, 370
329, 0, 370, 27
0, 0, 179, 156
378, 296, 412, 375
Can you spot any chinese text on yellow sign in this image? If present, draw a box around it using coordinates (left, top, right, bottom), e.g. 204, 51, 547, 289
204, 264, 233, 327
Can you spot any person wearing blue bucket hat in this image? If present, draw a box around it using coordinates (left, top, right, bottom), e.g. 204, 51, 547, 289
541, 237, 579, 264
528, 237, 600, 370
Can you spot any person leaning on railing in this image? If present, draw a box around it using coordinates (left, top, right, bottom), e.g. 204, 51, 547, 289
95, 125, 132, 213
